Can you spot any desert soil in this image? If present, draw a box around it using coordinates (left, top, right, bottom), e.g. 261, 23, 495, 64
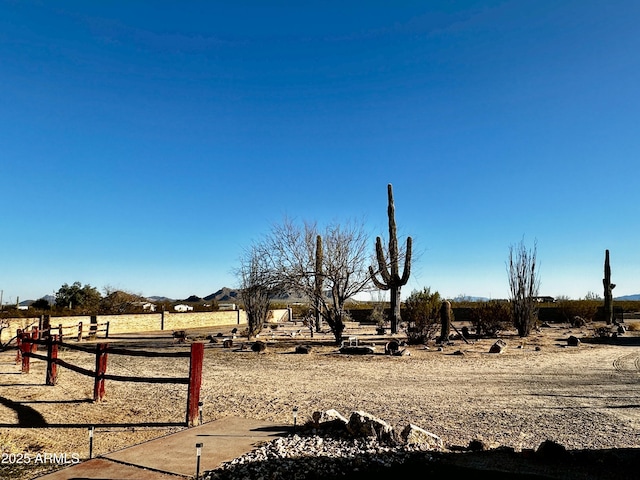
1, 320, 639, 479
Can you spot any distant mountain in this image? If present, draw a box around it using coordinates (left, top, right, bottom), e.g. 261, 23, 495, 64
615, 294, 640, 301
147, 296, 175, 303
451, 295, 491, 302
204, 287, 239, 302
182, 295, 203, 303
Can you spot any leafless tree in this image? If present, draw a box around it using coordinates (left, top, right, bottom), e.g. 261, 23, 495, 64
0, 317, 12, 351
236, 245, 282, 339
507, 238, 540, 337
262, 217, 372, 344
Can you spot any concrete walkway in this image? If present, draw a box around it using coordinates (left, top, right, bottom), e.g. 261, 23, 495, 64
35, 416, 290, 479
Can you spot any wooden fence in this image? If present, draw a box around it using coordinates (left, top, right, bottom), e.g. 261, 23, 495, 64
41, 317, 110, 342
16, 327, 203, 426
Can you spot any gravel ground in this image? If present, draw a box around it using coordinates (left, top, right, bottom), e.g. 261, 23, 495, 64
1, 321, 639, 479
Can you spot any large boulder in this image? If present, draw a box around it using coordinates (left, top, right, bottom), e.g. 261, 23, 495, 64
311, 409, 349, 433
347, 411, 395, 443
400, 424, 443, 450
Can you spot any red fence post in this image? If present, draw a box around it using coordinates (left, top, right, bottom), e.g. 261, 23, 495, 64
93, 343, 109, 402
31, 327, 38, 353
186, 342, 204, 426
20, 332, 30, 373
46, 335, 58, 385
15, 329, 23, 364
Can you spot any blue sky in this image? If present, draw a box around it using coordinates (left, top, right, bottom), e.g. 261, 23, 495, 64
1, 0, 638, 303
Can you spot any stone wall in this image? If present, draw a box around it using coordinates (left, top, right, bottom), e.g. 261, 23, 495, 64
1, 309, 291, 344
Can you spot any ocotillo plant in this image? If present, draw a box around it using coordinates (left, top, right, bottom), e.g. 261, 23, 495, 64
369, 183, 412, 334
603, 249, 615, 325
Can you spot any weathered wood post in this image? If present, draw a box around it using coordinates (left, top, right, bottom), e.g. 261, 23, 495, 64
15, 328, 22, 364
20, 332, 30, 373
46, 335, 58, 385
58, 324, 64, 343
77, 321, 83, 342
104, 321, 110, 339
93, 343, 109, 402
186, 342, 204, 426
89, 315, 98, 340
31, 327, 38, 353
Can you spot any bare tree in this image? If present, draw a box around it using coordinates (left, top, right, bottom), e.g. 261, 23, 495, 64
507, 238, 540, 337
0, 317, 13, 351
236, 245, 281, 339
263, 217, 372, 344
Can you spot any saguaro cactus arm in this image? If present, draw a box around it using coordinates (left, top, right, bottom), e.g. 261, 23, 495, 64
400, 236, 412, 285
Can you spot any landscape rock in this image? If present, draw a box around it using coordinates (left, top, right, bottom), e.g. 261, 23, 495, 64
222, 339, 233, 348
400, 424, 443, 449
311, 409, 349, 433
467, 439, 489, 451
251, 341, 267, 353
567, 336, 581, 347
295, 345, 312, 354
347, 411, 396, 443
536, 440, 568, 460
489, 339, 506, 353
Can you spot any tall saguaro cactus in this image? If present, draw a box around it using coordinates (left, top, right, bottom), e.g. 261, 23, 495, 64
603, 249, 615, 325
369, 184, 412, 334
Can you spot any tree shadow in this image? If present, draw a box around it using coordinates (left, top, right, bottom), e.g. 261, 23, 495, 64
0, 396, 47, 427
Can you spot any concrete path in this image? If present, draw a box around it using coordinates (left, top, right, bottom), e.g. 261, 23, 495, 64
35, 416, 290, 479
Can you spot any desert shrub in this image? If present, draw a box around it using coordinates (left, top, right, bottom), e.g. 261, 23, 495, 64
469, 300, 511, 337
368, 303, 387, 327
555, 297, 599, 323
401, 287, 441, 344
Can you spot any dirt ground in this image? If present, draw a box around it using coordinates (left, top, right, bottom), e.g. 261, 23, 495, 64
1, 320, 639, 479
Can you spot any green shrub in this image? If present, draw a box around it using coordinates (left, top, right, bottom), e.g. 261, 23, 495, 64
401, 287, 441, 344
469, 300, 512, 337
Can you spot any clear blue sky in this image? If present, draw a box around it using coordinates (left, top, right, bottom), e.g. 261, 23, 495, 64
1, 0, 638, 303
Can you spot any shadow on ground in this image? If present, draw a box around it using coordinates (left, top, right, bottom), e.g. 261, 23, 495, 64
205, 446, 640, 480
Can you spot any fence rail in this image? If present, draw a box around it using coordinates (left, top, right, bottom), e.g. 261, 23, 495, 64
16, 327, 203, 426
42, 319, 110, 342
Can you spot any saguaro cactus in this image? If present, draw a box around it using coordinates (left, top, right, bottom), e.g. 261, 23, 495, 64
440, 300, 452, 343
603, 249, 615, 325
369, 184, 412, 334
